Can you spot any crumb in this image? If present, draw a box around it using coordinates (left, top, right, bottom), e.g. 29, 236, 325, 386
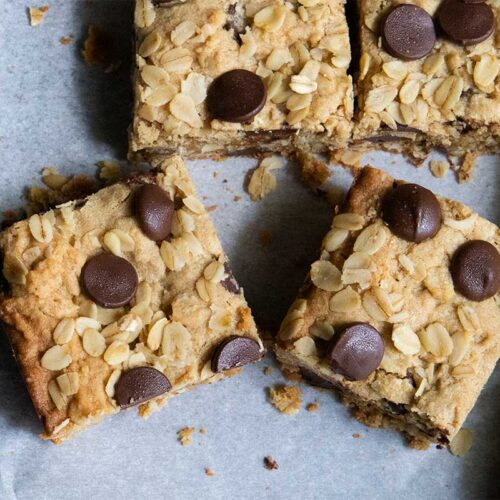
233, 195, 241, 202
29, 5, 49, 26
81, 25, 120, 72
352, 433, 362, 439
177, 427, 195, 446
269, 385, 302, 415
59, 36, 73, 45
26, 174, 98, 215
259, 230, 273, 247
199, 428, 207, 435
306, 401, 320, 413
263, 366, 273, 376
331, 149, 363, 170
213, 171, 218, 178
206, 205, 218, 212
457, 152, 477, 183
41, 167, 69, 190
406, 435, 430, 451
97, 160, 121, 183
429, 160, 450, 178
294, 148, 330, 187
204, 468, 214, 477
264, 456, 279, 470
247, 157, 282, 201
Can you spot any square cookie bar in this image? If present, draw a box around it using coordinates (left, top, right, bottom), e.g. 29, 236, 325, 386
275, 166, 500, 446
129, 0, 353, 159
353, 0, 500, 161
0, 156, 262, 443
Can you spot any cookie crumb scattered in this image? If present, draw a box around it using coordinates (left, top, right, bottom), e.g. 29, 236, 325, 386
295, 148, 330, 187
331, 149, 363, 170
269, 385, 302, 415
406, 435, 430, 451
206, 205, 218, 212
29, 6, 49, 26
263, 366, 273, 376
82, 25, 120, 72
59, 36, 73, 45
41, 167, 69, 190
97, 160, 121, 183
429, 160, 450, 178
449, 428, 472, 457
352, 433, 362, 439
264, 456, 279, 470
306, 401, 319, 413
233, 195, 241, 202
199, 427, 207, 435
204, 468, 214, 477
247, 157, 282, 201
457, 152, 477, 183
177, 427, 195, 446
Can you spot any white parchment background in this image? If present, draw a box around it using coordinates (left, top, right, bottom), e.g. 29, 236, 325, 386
0, 1, 499, 499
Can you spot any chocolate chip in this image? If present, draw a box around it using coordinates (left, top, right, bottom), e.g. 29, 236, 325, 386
114, 366, 172, 408
135, 184, 175, 241
382, 4, 436, 60
211, 335, 263, 372
207, 70, 266, 123
385, 400, 407, 415
221, 262, 240, 294
450, 240, 500, 301
299, 367, 337, 389
438, 0, 495, 46
81, 254, 138, 308
382, 183, 442, 243
326, 322, 384, 381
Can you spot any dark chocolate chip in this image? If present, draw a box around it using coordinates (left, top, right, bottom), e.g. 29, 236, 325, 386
450, 240, 500, 301
382, 4, 436, 60
300, 367, 337, 389
211, 335, 263, 372
438, 0, 495, 46
81, 254, 138, 308
114, 366, 172, 409
326, 322, 384, 381
207, 70, 266, 123
385, 400, 407, 415
382, 183, 442, 243
135, 184, 175, 241
221, 262, 240, 294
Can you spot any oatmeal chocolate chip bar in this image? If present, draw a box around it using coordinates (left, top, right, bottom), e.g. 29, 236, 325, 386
129, 0, 353, 159
0, 156, 263, 443
275, 166, 500, 446
353, 0, 500, 162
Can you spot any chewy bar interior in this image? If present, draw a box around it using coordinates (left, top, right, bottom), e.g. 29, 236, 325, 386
275, 166, 500, 446
353, 0, 500, 160
0, 156, 262, 443
130, 0, 353, 159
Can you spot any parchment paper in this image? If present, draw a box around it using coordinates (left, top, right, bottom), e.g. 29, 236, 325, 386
0, 1, 499, 498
